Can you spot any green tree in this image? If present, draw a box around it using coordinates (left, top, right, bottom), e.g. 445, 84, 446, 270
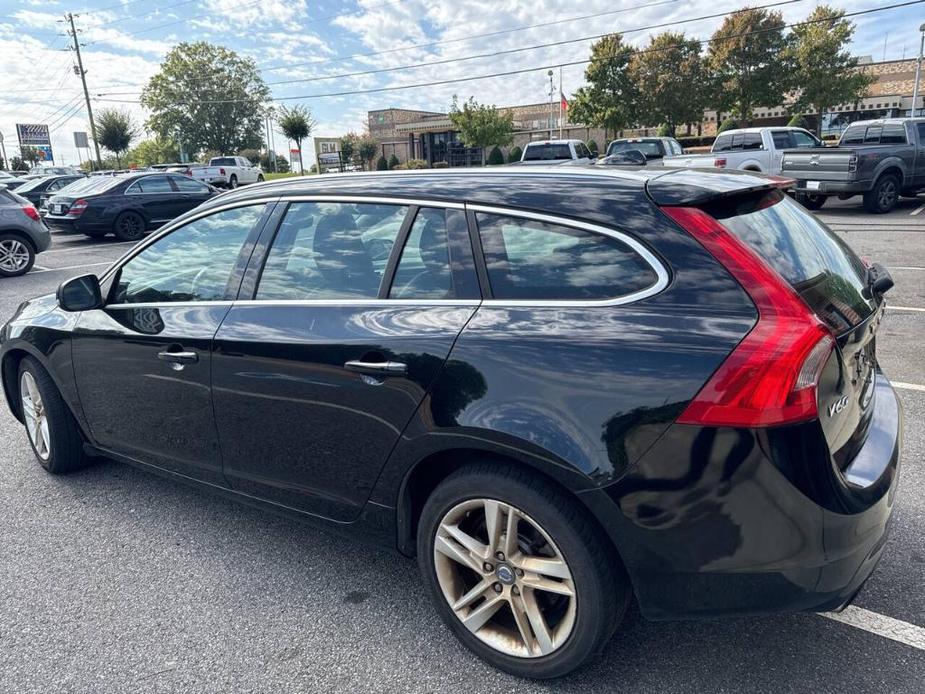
487, 146, 504, 165
277, 104, 315, 174
259, 151, 288, 172
19, 146, 40, 167
141, 42, 270, 155
717, 117, 739, 133
586, 140, 598, 155
631, 32, 707, 137
376, 155, 388, 171
507, 145, 523, 163
387, 153, 400, 169
127, 136, 179, 167
787, 113, 808, 128
787, 5, 873, 137
448, 95, 514, 165
356, 134, 379, 170
238, 148, 261, 165
10, 156, 26, 171
707, 8, 791, 123
567, 34, 638, 140
94, 108, 138, 167
339, 133, 356, 170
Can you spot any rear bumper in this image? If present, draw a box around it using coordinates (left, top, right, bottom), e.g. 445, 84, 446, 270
792, 179, 870, 195
44, 215, 108, 234
596, 374, 902, 619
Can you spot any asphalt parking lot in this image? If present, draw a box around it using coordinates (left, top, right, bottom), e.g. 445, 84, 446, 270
1, 202, 924, 693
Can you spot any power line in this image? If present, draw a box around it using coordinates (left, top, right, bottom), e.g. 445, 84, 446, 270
94, 0, 918, 104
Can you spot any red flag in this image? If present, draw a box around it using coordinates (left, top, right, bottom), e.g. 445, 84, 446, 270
560, 92, 569, 111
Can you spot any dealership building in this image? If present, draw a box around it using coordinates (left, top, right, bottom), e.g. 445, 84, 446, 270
352, 57, 925, 166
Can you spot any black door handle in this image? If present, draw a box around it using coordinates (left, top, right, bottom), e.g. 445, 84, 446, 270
344, 359, 407, 376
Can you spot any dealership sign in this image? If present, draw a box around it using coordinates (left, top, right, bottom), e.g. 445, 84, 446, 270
16, 123, 51, 146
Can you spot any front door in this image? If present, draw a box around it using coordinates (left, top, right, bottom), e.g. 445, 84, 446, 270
168, 174, 215, 214
212, 201, 481, 521
124, 174, 184, 226
72, 203, 271, 483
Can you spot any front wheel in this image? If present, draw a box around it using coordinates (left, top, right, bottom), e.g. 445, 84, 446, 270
417, 464, 629, 679
797, 192, 827, 210
863, 174, 900, 213
18, 357, 87, 474
0, 234, 35, 277
113, 211, 146, 241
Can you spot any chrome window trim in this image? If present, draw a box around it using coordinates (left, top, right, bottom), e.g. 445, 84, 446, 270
124, 176, 174, 196
105, 301, 236, 309
466, 203, 669, 308
232, 299, 481, 308
281, 195, 464, 209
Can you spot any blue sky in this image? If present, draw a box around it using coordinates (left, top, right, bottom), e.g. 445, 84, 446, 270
1, 0, 922, 167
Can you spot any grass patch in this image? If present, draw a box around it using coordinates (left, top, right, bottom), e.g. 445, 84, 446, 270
264, 172, 307, 181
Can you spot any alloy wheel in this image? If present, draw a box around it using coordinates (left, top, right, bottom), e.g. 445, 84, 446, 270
0, 239, 31, 273
20, 371, 50, 460
433, 498, 576, 658
118, 214, 143, 238
878, 181, 897, 210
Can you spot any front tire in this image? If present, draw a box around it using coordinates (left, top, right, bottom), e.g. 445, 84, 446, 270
17, 357, 87, 474
0, 234, 35, 277
113, 211, 146, 241
863, 174, 900, 213
417, 464, 629, 679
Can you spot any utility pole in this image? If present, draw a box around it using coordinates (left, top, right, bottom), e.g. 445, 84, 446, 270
65, 13, 102, 169
547, 69, 555, 139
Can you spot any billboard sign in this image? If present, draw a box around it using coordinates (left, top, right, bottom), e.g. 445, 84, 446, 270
73, 131, 89, 148
35, 145, 53, 161
16, 123, 51, 146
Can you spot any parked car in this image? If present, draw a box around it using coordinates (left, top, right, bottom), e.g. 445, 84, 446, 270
782, 117, 925, 212
662, 127, 822, 174
0, 170, 31, 190
185, 156, 264, 188
595, 149, 649, 167
605, 136, 683, 161
28, 165, 82, 176
0, 168, 900, 678
11, 174, 85, 207
43, 172, 217, 240
515, 139, 595, 165
0, 187, 50, 276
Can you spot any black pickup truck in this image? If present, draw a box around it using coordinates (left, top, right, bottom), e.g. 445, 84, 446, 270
781, 117, 925, 213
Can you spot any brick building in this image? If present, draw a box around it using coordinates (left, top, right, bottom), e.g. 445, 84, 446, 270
333, 57, 925, 167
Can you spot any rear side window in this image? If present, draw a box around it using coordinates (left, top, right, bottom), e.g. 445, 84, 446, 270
256, 202, 408, 300
918, 123, 925, 143
522, 144, 572, 161
702, 191, 873, 332
475, 213, 658, 301
742, 133, 764, 150
840, 125, 866, 145
863, 126, 882, 144
128, 176, 173, 193
880, 124, 906, 144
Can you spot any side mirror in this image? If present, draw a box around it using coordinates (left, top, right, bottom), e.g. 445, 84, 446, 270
57, 274, 103, 312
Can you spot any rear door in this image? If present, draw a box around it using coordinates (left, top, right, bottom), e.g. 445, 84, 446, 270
212, 198, 481, 521
124, 175, 182, 225
699, 190, 881, 465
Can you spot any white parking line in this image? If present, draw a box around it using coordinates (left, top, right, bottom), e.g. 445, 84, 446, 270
42, 241, 136, 255
893, 382, 925, 392
890, 266, 925, 270
821, 606, 925, 651
910, 204, 925, 216
29, 261, 112, 274
889, 306, 925, 312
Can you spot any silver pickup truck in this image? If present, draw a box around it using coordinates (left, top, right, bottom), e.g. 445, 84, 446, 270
781, 118, 925, 213
662, 127, 822, 174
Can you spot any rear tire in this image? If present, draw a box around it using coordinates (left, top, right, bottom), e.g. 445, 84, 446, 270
17, 356, 88, 474
417, 464, 629, 679
0, 233, 35, 277
257, 174, 265, 182
797, 193, 827, 210
113, 211, 146, 241
229, 174, 238, 189
863, 174, 900, 213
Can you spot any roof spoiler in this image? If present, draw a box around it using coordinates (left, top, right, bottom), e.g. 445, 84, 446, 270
646, 169, 795, 207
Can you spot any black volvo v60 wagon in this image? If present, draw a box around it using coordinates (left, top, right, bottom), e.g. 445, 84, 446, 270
1, 168, 901, 678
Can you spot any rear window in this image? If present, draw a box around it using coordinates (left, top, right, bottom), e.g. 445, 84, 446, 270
522, 144, 572, 161
211, 157, 237, 167
12, 176, 52, 193
702, 190, 873, 332
608, 140, 663, 158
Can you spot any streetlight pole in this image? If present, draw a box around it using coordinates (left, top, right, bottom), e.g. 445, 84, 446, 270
912, 23, 925, 117
547, 69, 555, 139
0, 132, 7, 170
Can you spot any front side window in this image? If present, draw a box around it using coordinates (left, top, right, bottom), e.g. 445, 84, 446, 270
256, 202, 408, 300
917, 122, 925, 144
668, 139, 684, 155
111, 205, 265, 304
772, 132, 792, 149
476, 213, 658, 301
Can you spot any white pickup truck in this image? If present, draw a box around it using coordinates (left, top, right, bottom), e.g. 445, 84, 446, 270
661, 127, 823, 174
515, 139, 596, 165
184, 156, 264, 188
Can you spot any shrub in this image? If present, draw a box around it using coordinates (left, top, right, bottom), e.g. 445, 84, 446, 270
787, 113, 808, 128
507, 146, 523, 163
376, 155, 388, 171
309, 164, 318, 174
717, 118, 738, 134
396, 158, 428, 170
586, 140, 598, 155
656, 123, 675, 137
487, 146, 504, 165
388, 153, 400, 169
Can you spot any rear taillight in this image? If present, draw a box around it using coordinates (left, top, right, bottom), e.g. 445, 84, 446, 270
22, 205, 40, 221
185, 169, 192, 176
662, 206, 834, 428
714, 158, 727, 168
68, 199, 88, 216
848, 153, 858, 173
219, 167, 226, 176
